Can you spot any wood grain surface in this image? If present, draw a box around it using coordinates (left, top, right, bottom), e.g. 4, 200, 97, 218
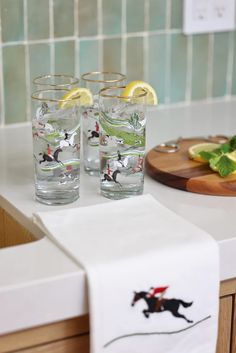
145, 138, 236, 196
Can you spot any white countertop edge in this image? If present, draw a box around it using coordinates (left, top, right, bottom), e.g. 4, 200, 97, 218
0, 271, 88, 335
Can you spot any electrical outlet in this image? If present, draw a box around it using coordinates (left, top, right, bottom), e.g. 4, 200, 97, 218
183, 0, 236, 35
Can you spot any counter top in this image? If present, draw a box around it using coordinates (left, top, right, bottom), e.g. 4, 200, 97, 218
1, 100, 236, 334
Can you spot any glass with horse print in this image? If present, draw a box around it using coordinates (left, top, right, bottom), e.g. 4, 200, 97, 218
31, 89, 81, 205
81, 71, 126, 175
99, 86, 147, 200
33, 74, 80, 90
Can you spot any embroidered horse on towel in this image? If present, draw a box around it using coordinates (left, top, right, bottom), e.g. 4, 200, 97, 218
131, 291, 193, 323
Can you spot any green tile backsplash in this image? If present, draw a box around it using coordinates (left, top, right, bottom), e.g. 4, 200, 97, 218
3, 45, 27, 124
191, 35, 209, 101
1, 0, 24, 42
126, 0, 145, 33
148, 34, 167, 104
53, 0, 74, 38
212, 32, 230, 98
103, 38, 122, 72
170, 33, 187, 103
102, 0, 122, 35
127, 37, 144, 81
0, 0, 235, 125
27, 0, 50, 40
149, 0, 166, 31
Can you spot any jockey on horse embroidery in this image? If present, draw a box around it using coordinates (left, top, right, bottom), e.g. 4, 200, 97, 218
146, 286, 169, 311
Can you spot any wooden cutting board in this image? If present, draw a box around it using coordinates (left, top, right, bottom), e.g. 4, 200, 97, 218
145, 138, 236, 196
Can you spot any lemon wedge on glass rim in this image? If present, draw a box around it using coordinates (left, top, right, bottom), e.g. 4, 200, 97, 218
59, 87, 93, 109
188, 142, 220, 163
121, 80, 158, 105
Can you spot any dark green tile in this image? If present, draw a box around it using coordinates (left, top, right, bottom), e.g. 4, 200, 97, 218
171, 0, 182, 29
53, 0, 74, 37
28, 0, 49, 40
170, 33, 187, 103
1, 0, 24, 42
212, 32, 229, 97
126, 37, 144, 81
148, 34, 167, 104
191, 35, 209, 101
79, 40, 99, 74
29, 43, 51, 88
103, 38, 121, 72
79, 0, 97, 37
102, 0, 121, 35
126, 0, 144, 33
149, 0, 166, 31
232, 32, 236, 95
3, 45, 27, 124
55, 41, 75, 75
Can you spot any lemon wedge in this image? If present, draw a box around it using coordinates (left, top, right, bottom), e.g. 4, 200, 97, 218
121, 80, 158, 105
188, 142, 220, 163
59, 87, 93, 109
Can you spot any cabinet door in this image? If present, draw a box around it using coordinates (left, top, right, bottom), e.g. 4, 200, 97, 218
216, 295, 233, 353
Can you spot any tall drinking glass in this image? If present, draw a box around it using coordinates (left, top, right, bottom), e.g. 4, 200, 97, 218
99, 86, 147, 199
31, 89, 81, 205
81, 71, 126, 175
33, 74, 79, 90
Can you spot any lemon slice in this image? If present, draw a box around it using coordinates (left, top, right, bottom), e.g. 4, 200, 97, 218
59, 87, 93, 109
121, 80, 158, 105
188, 142, 220, 163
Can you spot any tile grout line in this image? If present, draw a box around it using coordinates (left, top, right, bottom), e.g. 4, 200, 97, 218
97, 0, 103, 70
0, 4, 5, 126
74, 0, 80, 77
226, 31, 234, 97
207, 33, 214, 98
49, 0, 55, 74
164, 0, 171, 104
121, 0, 127, 76
0, 29, 183, 47
185, 35, 193, 102
23, 0, 31, 122
143, 0, 150, 82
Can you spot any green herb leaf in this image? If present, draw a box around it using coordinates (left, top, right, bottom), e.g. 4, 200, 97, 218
199, 151, 216, 161
210, 155, 236, 177
219, 143, 232, 153
230, 135, 236, 150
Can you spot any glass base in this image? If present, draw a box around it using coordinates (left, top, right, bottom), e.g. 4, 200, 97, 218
35, 189, 79, 205
101, 188, 143, 200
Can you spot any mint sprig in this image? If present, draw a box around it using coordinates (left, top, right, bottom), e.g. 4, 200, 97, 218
197, 135, 236, 177
210, 155, 236, 177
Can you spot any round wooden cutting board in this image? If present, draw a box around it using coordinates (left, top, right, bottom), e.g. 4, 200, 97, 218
145, 138, 236, 196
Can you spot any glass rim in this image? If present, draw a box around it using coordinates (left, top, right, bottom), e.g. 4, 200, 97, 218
81, 71, 126, 83
99, 86, 148, 99
33, 74, 80, 87
31, 88, 81, 103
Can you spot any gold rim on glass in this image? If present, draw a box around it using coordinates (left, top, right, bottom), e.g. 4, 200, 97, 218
99, 86, 147, 99
33, 74, 79, 88
81, 71, 126, 84
31, 89, 81, 103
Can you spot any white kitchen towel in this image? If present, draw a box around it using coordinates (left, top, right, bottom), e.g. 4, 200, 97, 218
34, 194, 219, 353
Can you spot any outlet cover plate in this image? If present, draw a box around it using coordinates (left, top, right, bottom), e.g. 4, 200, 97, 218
183, 0, 236, 35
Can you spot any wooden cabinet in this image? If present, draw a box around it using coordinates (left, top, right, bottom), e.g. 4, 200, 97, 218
0, 279, 235, 353
216, 279, 236, 353
0, 207, 35, 248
